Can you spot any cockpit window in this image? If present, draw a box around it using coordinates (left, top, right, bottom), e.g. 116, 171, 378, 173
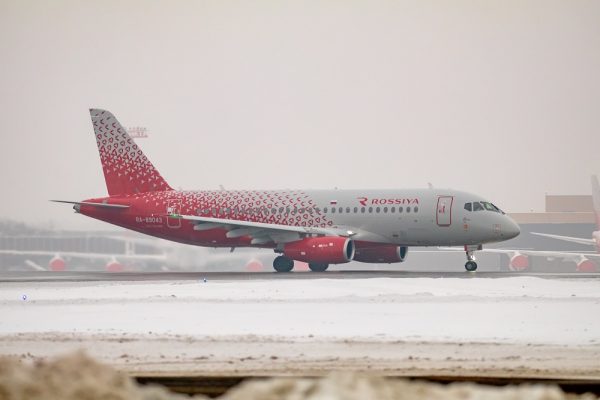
491, 203, 505, 214
468, 201, 505, 214
482, 202, 496, 211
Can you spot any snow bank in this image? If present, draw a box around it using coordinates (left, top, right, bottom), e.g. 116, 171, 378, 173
0, 352, 203, 400
0, 352, 597, 400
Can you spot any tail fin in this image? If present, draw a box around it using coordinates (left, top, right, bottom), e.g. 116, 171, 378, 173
89, 108, 172, 196
592, 175, 600, 229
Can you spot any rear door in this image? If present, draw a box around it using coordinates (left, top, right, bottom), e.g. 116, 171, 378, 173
166, 199, 182, 229
436, 196, 453, 227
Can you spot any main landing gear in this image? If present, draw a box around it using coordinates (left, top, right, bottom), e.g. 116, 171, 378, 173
464, 245, 481, 272
308, 262, 329, 272
273, 255, 294, 272
272, 256, 330, 272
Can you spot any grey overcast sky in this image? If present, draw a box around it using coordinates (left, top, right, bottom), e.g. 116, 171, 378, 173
1, 1, 599, 230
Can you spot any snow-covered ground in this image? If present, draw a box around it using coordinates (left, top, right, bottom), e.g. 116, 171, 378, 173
1, 276, 599, 376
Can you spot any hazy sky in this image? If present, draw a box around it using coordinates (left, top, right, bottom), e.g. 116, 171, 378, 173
1, 1, 599, 230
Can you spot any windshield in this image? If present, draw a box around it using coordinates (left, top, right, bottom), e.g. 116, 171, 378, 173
465, 201, 504, 214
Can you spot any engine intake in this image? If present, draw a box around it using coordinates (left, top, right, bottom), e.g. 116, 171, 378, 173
353, 245, 408, 263
283, 237, 354, 264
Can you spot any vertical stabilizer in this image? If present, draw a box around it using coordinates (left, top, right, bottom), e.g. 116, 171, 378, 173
89, 109, 172, 196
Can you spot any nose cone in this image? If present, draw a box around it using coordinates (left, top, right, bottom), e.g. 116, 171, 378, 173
505, 217, 521, 239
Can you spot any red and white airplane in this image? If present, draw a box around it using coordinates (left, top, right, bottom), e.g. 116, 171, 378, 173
53, 109, 520, 272
494, 176, 600, 272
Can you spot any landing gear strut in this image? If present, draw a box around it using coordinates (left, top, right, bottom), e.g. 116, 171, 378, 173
308, 262, 329, 272
273, 255, 294, 272
464, 245, 480, 272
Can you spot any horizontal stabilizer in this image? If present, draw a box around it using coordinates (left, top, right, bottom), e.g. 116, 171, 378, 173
50, 200, 130, 209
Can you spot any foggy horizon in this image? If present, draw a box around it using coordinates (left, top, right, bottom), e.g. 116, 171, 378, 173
1, 1, 599, 230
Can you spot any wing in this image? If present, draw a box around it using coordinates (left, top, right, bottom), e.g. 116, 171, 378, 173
176, 214, 357, 244
437, 246, 600, 262
0, 250, 165, 261
478, 248, 600, 262
530, 232, 596, 246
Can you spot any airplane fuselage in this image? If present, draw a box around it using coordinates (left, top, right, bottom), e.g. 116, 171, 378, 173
79, 188, 519, 250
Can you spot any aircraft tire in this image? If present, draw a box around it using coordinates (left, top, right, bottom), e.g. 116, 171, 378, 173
465, 261, 478, 272
308, 262, 329, 272
273, 256, 294, 272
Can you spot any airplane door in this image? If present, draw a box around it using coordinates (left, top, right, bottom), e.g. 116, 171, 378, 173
166, 199, 182, 229
436, 196, 453, 227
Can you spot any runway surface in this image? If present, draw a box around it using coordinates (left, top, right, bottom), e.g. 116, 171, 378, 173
1, 270, 599, 282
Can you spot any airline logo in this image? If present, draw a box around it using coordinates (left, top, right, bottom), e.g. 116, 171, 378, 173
357, 197, 419, 206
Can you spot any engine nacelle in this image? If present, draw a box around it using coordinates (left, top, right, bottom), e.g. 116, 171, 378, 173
48, 255, 66, 271
106, 261, 125, 272
283, 237, 354, 264
509, 254, 529, 271
353, 245, 408, 263
576, 259, 597, 273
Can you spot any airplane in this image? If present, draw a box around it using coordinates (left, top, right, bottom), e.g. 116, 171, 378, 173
52, 108, 520, 272
0, 249, 166, 271
530, 176, 600, 252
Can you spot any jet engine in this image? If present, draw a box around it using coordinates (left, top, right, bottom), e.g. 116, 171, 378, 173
283, 237, 354, 264
105, 261, 125, 272
48, 255, 66, 271
576, 258, 597, 273
353, 245, 408, 263
508, 253, 529, 271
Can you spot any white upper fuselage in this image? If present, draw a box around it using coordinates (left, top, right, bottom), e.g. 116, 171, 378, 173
267, 188, 520, 246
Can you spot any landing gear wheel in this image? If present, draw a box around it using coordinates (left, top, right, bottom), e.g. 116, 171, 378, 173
465, 261, 478, 272
273, 256, 294, 272
308, 262, 329, 272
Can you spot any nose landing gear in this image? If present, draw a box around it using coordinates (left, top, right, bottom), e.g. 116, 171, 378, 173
464, 245, 481, 272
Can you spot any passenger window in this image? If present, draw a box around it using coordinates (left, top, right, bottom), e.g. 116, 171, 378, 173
414, 206, 419, 213
407, 207, 411, 213
368, 207, 373, 213
361, 207, 366, 213
299, 208, 305, 213
399, 207, 403, 213
339, 207, 343, 213
353, 207, 358, 213
391, 207, 395, 213
324, 207, 328, 213
346, 207, 351, 213
464, 203, 472, 212
331, 207, 336, 213
473, 202, 483, 211
383, 207, 388, 213
376, 207, 381, 213
271, 208, 276, 214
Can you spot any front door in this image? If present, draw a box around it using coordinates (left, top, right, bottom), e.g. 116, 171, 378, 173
436, 196, 453, 227
166, 199, 182, 229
